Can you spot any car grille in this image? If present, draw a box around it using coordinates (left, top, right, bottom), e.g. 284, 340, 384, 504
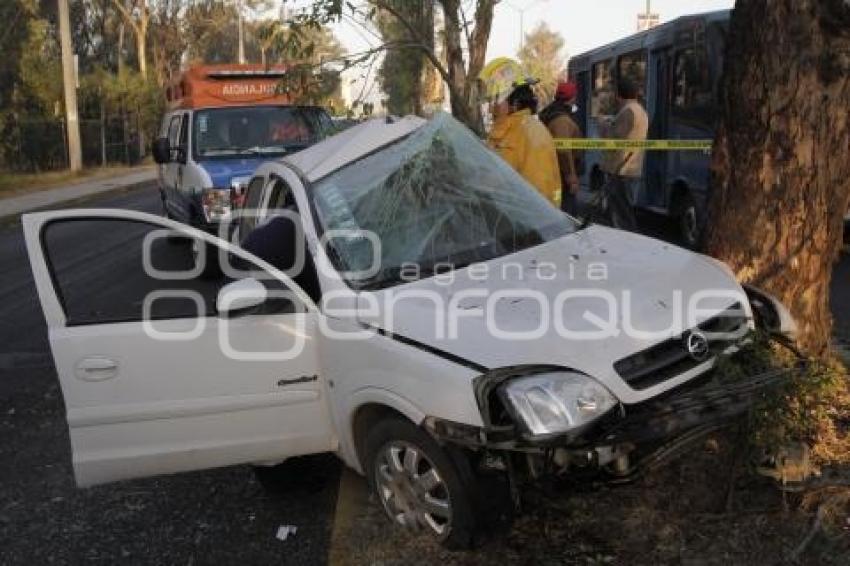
613, 303, 748, 391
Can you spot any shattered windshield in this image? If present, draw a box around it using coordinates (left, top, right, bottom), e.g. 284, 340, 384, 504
311, 113, 578, 290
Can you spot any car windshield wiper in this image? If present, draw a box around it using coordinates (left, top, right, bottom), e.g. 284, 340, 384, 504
199, 147, 242, 156
352, 266, 404, 291
238, 146, 290, 155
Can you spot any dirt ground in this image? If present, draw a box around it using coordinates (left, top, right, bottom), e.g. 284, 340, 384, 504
329, 431, 850, 566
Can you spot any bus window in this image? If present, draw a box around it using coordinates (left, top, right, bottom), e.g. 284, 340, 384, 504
673, 48, 714, 123
618, 50, 647, 103
591, 60, 616, 117
576, 71, 590, 132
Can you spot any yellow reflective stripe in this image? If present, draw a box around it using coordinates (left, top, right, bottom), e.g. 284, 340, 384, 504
553, 139, 713, 150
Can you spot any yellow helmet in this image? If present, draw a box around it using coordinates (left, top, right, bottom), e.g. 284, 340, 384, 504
479, 58, 539, 103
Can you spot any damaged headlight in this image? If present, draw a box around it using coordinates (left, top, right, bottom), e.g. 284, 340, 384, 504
499, 372, 617, 438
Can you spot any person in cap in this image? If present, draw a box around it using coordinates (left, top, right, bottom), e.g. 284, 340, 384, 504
486, 79, 562, 208
540, 80, 584, 215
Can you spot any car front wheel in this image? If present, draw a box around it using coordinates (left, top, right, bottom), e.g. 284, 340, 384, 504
364, 417, 483, 550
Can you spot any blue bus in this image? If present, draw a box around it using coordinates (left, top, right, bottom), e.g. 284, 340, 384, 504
568, 10, 730, 248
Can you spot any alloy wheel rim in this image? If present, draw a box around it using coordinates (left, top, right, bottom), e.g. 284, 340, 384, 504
374, 441, 452, 538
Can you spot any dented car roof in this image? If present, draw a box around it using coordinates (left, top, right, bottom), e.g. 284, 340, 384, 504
283, 115, 426, 182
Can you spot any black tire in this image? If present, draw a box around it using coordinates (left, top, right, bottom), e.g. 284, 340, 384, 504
364, 417, 499, 550
675, 189, 701, 249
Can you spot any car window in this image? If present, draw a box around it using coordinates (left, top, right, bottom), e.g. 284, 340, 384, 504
42, 218, 299, 326
167, 115, 182, 146
238, 176, 266, 238
178, 114, 189, 153
266, 179, 294, 212
317, 111, 334, 136
193, 106, 321, 159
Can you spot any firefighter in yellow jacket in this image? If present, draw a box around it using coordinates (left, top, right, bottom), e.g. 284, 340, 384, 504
486, 77, 562, 208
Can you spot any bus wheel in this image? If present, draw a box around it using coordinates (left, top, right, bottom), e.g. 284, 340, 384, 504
676, 190, 701, 249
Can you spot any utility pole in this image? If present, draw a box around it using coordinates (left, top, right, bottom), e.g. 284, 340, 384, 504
506, 0, 548, 52
637, 0, 659, 32
237, 0, 246, 64
58, 0, 82, 172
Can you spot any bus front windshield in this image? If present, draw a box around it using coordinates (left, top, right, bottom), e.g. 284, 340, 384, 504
193, 106, 321, 158
311, 113, 579, 291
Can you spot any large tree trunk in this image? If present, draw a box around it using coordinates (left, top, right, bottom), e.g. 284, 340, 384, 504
437, 0, 494, 132
705, 0, 850, 357
439, 0, 472, 124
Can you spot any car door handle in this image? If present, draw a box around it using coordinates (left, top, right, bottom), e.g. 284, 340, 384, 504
75, 358, 119, 382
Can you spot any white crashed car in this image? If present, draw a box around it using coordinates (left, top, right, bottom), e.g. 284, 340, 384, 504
24, 113, 796, 549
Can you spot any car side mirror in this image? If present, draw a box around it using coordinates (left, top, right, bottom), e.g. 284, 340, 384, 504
217, 277, 267, 317
152, 137, 171, 164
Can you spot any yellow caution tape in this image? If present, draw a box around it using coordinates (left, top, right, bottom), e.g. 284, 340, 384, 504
553, 139, 713, 151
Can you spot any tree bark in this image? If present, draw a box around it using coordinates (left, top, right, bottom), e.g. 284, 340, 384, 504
113, 0, 148, 78
439, 0, 470, 122
437, 0, 494, 131
705, 0, 850, 357
135, 29, 147, 78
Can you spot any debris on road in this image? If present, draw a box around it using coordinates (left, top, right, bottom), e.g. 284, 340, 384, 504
275, 524, 297, 541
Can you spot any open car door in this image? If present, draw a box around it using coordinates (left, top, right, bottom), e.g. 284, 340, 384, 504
22, 208, 334, 486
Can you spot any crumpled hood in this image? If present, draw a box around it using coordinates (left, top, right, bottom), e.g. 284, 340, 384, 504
360, 226, 750, 404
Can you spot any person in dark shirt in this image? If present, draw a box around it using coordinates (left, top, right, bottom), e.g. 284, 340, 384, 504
239, 210, 322, 304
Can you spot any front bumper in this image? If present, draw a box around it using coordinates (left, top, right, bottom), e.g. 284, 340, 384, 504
428, 363, 802, 454
583, 364, 800, 447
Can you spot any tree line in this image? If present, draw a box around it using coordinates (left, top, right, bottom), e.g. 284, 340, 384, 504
0, 0, 346, 168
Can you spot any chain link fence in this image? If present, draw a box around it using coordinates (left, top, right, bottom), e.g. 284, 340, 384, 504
0, 112, 146, 173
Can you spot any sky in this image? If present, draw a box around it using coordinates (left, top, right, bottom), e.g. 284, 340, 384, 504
485, 0, 735, 61
279, 0, 736, 104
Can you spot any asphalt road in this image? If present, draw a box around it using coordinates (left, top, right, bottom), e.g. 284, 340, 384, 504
0, 184, 847, 564
0, 184, 340, 566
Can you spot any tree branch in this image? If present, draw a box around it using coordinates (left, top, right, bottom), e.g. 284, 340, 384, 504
468, 0, 495, 79
458, 1, 474, 52
370, 0, 462, 107
111, 0, 141, 35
